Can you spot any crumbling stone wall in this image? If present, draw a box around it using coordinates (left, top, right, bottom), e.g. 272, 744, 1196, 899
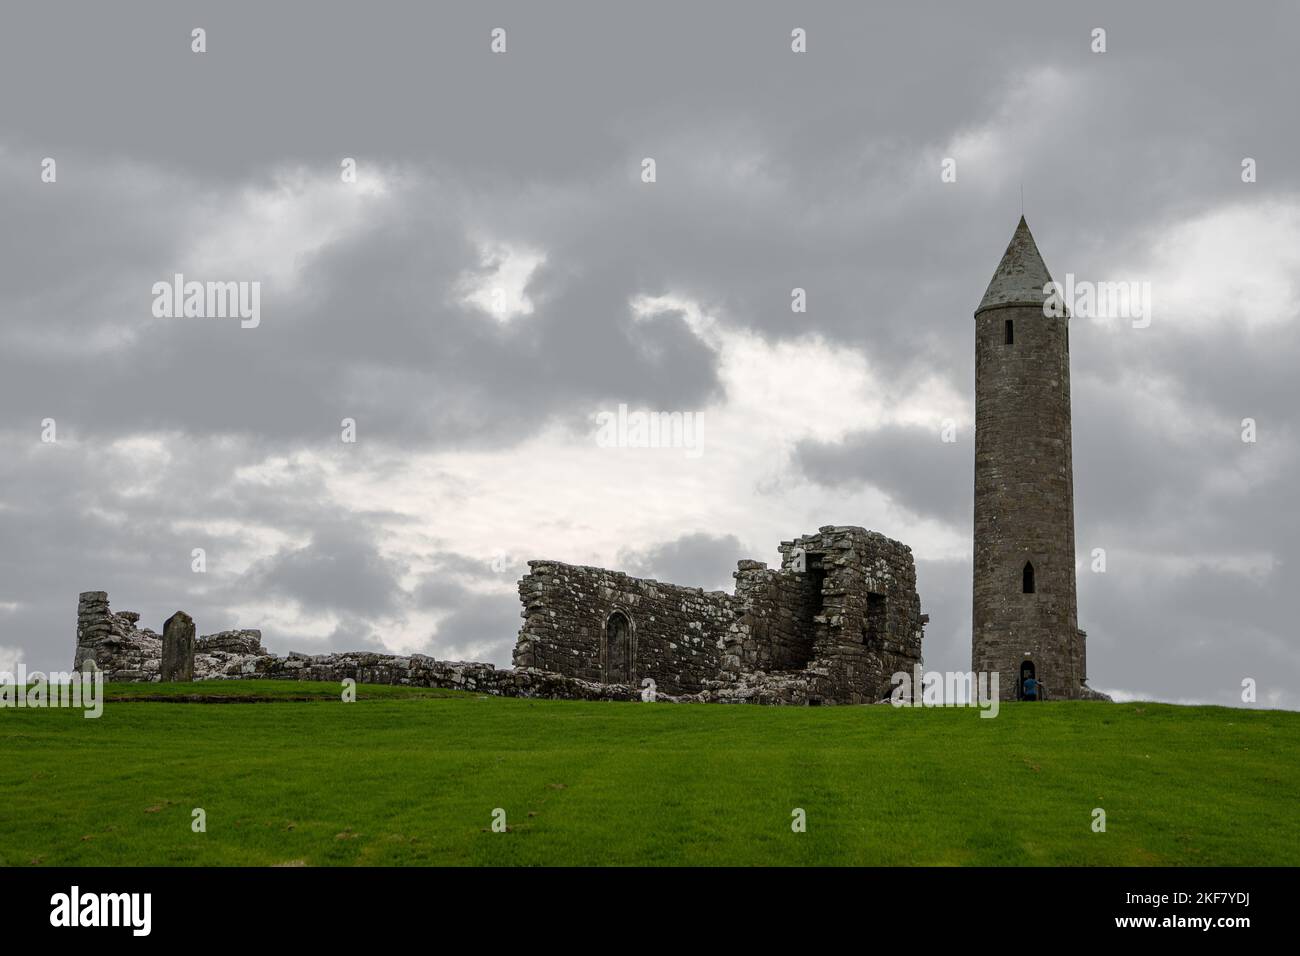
727, 561, 816, 672
513, 561, 731, 695
75, 591, 162, 681
74, 591, 265, 683
784, 527, 924, 704
72, 591, 643, 701
197, 631, 267, 656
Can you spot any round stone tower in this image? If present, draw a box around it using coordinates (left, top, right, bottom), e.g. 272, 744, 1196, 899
972, 217, 1089, 701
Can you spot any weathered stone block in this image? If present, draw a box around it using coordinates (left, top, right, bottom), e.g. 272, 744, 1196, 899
162, 611, 196, 681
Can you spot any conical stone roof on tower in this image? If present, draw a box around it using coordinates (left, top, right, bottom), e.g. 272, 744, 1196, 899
976, 215, 1057, 315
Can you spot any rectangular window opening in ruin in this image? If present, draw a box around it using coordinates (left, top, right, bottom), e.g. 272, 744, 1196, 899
1004, 319, 1014, 345
865, 592, 886, 647
803, 554, 826, 624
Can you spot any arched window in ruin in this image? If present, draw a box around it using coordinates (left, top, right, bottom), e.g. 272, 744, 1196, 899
603, 610, 633, 684
1022, 561, 1035, 594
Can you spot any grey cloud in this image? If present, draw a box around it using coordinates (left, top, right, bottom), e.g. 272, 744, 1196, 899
238, 523, 403, 621
914, 558, 972, 674
794, 426, 972, 525
616, 533, 747, 593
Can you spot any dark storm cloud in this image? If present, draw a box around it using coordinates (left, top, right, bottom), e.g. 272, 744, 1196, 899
0, 159, 726, 448
1, 1, 1296, 707
237, 522, 403, 620
408, 557, 528, 662
794, 426, 972, 526
413, 576, 523, 664
616, 532, 748, 593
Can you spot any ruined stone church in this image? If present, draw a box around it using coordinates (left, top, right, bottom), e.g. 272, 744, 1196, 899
73, 217, 1101, 705
513, 526, 926, 704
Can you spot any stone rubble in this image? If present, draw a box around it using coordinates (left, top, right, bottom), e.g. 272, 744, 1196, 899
74, 590, 639, 701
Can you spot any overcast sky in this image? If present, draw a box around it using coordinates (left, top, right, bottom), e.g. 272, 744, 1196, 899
1, 2, 1296, 709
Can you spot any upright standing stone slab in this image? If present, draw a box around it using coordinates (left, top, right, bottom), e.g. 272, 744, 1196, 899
162, 611, 196, 681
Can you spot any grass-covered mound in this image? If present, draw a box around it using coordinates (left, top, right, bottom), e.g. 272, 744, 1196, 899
2, 683, 1295, 866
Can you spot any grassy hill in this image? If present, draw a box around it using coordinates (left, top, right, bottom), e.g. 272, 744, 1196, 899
2, 682, 1296, 866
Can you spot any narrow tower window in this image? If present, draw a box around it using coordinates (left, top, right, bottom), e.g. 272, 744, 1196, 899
1004, 319, 1014, 345
1022, 561, 1035, 594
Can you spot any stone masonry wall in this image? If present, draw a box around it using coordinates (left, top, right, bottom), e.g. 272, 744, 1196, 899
780, 527, 924, 704
74, 591, 162, 681
513, 561, 732, 695
727, 561, 815, 673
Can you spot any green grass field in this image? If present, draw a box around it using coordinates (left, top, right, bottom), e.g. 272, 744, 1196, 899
2, 682, 1297, 866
